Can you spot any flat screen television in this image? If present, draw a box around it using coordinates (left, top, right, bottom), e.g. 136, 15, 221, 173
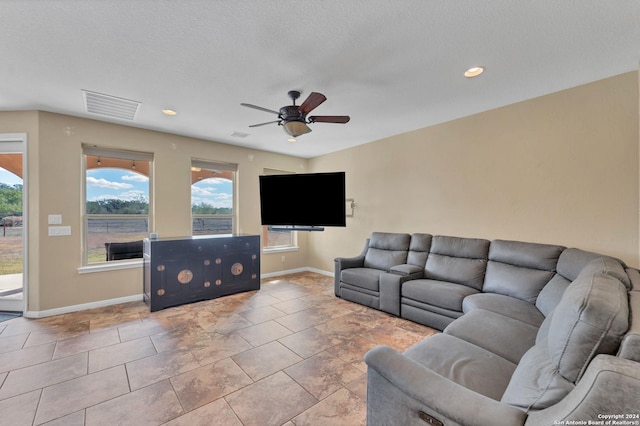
259, 171, 346, 230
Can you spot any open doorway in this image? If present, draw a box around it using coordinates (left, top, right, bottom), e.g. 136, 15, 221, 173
0, 134, 26, 313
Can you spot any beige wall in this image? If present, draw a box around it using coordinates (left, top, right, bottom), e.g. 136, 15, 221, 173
309, 71, 640, 271
1, 71, 638, 314
0, 111, 309, 313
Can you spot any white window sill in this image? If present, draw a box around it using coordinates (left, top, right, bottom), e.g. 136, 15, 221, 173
78, 259, 143, 274
263, 246, 299, 254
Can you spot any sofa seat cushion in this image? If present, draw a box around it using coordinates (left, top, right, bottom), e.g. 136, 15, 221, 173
444, 309, 539, 363
501, 343, 574, 412
463, 293, 545, 327
340, 268, 382, 292
402, 279, 480, 312
404, 333, 517, 401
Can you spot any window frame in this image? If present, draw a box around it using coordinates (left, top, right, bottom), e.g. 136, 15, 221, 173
81, 146, 153, 267
190, 159, 237, 236
261, 168, 298, 252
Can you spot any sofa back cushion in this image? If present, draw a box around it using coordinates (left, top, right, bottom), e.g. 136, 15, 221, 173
483, 240, 564, 303
536, 249, 630, 316
363, 232, 411, 271
502, 270, 629, 412
407, 233, 432, 267
424, 235, 490, 290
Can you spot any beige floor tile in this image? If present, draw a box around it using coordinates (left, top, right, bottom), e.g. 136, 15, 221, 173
293, 387, 366, 426
0, 273, 438, 425
225, 371, 317, 426
0, 353, 87, 400
52, 328, 120, 359
171, 357, 252, 412
117, 317, 173, 342
85, 380, 183, 426
40, 410, 85, 426
149, 326, 212, 353
0, 389, 40, 426
272, 298, 313, 314
0, 342, 55, 374
162, 398, 242, 426
232, 341, 303, 381
279, 327, 347, 359
239, 305, 287, 324
126, 349, 200, 390
88, 336, 157, 373
0, 332, 28, 354
235, 320, 292, 346
34, 365, 129, 424
284, 351, 364, 400
275, 309, 328, 333
202, 313, 254, 334
190, 333, 253, 365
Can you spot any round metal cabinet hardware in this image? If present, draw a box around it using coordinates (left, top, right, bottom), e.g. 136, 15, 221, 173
231, 263, 244, 276
177, 269, 193, 284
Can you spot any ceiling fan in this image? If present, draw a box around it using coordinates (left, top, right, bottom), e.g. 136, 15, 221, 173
241, 90, 350, 138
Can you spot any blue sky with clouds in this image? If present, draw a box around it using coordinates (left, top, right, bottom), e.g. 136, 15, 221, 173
85, 168, 232, 208
1, 167, 232, 208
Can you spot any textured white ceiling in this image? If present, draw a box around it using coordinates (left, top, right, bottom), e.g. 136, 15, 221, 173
1, 1, 639, 158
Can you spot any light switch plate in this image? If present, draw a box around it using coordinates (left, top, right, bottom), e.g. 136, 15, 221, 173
48, 226, 71, 236
48, 214, 62, 225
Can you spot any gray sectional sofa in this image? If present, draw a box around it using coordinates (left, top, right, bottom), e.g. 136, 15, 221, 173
334, 232, 640, 426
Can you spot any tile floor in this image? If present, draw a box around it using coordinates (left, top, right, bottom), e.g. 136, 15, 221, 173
0, 272, 437, 426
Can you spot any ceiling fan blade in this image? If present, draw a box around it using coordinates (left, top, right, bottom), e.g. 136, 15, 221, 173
240, 103, 280, 115
298, 92, 327, 114
249, 120, 281, 127
308, 115, 350, 124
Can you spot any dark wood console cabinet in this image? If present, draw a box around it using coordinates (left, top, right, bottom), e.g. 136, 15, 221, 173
143, 234, 260, 312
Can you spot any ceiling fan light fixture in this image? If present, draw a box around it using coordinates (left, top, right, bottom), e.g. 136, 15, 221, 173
282, 120, 311, 137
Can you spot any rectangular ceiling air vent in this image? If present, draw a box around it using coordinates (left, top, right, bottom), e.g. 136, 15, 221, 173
82, 90, 140, 120
230, 131, 250, 138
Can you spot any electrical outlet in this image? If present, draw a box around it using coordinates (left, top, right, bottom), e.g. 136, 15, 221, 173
48, 214, 62, 225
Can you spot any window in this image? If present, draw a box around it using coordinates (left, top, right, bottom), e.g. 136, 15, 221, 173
83, 147, 152, 265
262, 168, 296, 250
191, 160, 236, 235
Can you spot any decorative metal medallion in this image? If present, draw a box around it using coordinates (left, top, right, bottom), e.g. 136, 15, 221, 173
215, 258, 222, 264
177, 269, 193, 284
157, 288, 165, 296
204, 281, 211, 288
215, 279, 222, 286
231, 262, 244, 276
251, 254, 257, 260
157, 264, 165, 271
252, 274, 257, 279
204, 259, 210, 266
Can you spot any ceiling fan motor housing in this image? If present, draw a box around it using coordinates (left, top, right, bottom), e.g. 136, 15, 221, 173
280, 105, 305, 121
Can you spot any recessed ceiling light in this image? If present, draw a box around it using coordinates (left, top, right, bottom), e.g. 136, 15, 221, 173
288, 138, 297, 143
464, 66, 484, 78
162, 109, 177, 116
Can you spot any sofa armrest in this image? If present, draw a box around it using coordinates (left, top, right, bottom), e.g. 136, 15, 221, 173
334, 238, 370, 296
379, 270, 423, 316
365, 345, 527, 426
390, 264, 425, 277
525, 355, 640, 425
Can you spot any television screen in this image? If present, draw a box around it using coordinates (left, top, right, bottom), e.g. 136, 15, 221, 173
259, 172, 346, 228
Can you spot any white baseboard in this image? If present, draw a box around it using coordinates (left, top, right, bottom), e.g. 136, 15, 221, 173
25, 294, 143, 319
260, 266, 333, 278
24, 268, 334, 318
